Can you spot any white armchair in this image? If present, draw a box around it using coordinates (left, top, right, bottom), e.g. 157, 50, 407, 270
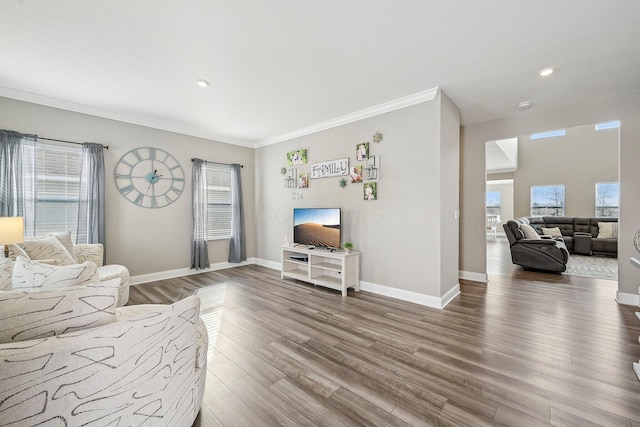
2, 232, 130, 306
74, 243, 130, 306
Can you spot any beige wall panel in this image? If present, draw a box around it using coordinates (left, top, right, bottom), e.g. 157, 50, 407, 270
0, 97, 256, 276
256, 100, 452, 297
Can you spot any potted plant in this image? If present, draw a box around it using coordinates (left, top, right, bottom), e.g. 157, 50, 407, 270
343, 242, 354, 253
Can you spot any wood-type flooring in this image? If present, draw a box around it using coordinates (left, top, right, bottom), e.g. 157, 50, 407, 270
129, 242, 640, 426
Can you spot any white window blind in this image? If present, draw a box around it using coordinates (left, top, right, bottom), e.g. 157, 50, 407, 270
205, 163, 231, 239
23, 142, 82, 239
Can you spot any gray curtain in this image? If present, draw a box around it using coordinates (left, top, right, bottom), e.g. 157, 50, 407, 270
191, 158, 210, 269
0, 130, 36, 234
228, 163, 246, 263
77, 143, 105, 257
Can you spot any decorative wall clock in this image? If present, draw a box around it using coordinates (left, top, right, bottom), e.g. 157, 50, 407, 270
114, 147, 185, 208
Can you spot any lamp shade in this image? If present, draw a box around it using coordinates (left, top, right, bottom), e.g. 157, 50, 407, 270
0, 217, 25, 245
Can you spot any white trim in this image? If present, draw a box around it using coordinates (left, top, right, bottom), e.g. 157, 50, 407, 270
359, 280, 460, 309
459, 270, 488, 283
616, 291, 639, 306
255, 257, 280, 270
130, 257, 258, 285
440, 284, 462, 308
253, 87, 439, 147
131, 257, 460, 309
1, 85, 439, 150
0, 86, 253, 148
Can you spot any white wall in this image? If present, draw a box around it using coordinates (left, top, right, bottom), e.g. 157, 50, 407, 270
460, 90, 640, 300
255, 90, 460, 305
0, 97, 256, 276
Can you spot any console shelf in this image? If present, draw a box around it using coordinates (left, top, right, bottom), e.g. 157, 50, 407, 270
281, 246, 360, 297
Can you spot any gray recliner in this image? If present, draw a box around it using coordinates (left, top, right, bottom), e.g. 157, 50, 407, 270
503, 219, 570, 273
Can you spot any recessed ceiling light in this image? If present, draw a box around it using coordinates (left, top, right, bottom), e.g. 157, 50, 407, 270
539, 67, 554, 77
518, 101, 531, 110
196, 79, 209, 88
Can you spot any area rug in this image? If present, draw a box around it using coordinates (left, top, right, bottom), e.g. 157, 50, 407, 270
564, 255, 618, 280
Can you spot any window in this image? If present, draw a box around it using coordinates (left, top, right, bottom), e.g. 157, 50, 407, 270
531, 185, 565, 216
23, 142, 82, 238
205, 163, 231, 239
486, 191, 501, 216
595, 182, 619, 217
530, 129, 566, 140
595, 121, 620, 131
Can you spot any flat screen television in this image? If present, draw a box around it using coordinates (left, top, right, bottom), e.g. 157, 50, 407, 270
293, 208, 341, 249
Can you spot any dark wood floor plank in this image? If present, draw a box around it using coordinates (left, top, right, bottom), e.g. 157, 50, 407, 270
127, 242, 640, 427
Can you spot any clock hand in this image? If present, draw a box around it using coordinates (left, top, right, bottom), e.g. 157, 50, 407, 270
148, 169, 158, 190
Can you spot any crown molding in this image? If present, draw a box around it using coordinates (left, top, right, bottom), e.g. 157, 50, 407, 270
0, 86, 254, 148
1, 85, 439, 149
253, 87, 439, 148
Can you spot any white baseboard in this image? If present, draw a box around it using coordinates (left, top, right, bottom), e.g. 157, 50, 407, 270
459, 270, 488, 283
131, 257, 460, 309
255, 257, 280, 270
130, 257, 258, 285
360, 280, 460, 309
616, 291, 639, 306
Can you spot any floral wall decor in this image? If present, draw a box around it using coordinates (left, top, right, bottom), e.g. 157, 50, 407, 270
373, 132, 383, 143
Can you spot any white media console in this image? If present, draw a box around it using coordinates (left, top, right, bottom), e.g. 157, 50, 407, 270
281, 245, 360, 297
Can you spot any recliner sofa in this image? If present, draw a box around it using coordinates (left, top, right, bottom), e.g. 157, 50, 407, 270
517, 216, 618, 257
503, 218, 570, 272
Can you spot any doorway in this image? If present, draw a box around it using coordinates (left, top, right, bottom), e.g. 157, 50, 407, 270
485, 121, 620, 279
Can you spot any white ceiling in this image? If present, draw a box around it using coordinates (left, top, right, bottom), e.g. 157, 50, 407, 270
1, 1, 639, 147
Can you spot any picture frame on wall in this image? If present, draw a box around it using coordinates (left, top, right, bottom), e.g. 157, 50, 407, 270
287, 149, 308, 165
364, 182, 377, 200
299, 173, 309, 188
350, 166, 363, 183
356, 142, 369, 161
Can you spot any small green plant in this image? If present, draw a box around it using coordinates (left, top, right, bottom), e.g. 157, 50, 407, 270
343, 242, 354, 251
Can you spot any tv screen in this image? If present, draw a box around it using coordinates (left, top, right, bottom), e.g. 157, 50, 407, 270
293, 208, 341, 249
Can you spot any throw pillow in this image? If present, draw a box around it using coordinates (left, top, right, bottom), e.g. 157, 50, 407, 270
541, 227, 562, 237
520, 223, 542, 240
0, 257, 13, 291
12, 256, 99, 290
597, 222, 619, 239
0, 279, 119, 344
18, 236, 76, 266
0, 244, 29, 261
49, 231, 79, 263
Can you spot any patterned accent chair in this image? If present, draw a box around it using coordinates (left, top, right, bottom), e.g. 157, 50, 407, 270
0, 292, 208, 426
75, 243, 130, 306
2, 233, 130, 306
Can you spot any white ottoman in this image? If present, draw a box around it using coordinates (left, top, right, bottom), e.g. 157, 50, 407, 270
98, 264, 130, 306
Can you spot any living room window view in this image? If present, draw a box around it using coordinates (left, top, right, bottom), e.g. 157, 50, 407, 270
4, 2, 640, 426
486, 121, 620, 280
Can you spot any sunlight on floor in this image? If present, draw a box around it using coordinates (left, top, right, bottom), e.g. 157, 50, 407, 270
196, 283, 228, 353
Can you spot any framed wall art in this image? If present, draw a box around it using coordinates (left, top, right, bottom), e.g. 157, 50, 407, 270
287, 149, 307, 165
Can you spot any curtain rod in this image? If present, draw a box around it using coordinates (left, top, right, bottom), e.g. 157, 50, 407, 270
27, 134, 109, 149
191, 158, 243, 168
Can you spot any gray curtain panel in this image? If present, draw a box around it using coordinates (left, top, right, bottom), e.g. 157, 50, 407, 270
191, 158, 210, 269
77, 143, 105, 261
0, 130, 36, 234
228, 163, 246, 263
